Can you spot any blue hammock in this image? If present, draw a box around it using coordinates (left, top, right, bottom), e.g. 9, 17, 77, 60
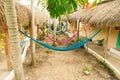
20, 37, 30, 47
19, 29, 101, 51
46, 22, 67, 35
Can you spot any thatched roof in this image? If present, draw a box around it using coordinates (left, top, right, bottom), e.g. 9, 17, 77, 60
0, 0, 7, 26
26, 6, 48, 26
0, 1, 48, 27
0, 1, 30, 26
16, 2, 30, 26
69, 9, 82, 22
79, 0, 120, 27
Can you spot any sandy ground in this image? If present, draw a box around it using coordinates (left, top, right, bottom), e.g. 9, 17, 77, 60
23, 43, 117, 80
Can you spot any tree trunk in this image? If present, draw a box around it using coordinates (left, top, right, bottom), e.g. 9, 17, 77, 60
30, 0, 36, 65
4, 0, 25, 80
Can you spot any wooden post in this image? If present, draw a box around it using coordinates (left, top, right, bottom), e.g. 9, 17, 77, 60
77, 19, 79, 40
103, 26, 111, 57
30, 0, 36, 65
53, 19, 57, 45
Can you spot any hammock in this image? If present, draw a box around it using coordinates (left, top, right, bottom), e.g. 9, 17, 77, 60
46, 22, 67, 35
19, 29, 101, 51
20, 37, 30, 47
45, 32, 77, 44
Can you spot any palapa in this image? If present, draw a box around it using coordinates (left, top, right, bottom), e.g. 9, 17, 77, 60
79, 0, 120, 27
26, 6, 48, 26
0, 0, 48, 27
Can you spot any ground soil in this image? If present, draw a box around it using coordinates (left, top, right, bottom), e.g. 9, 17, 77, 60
23, 42, 118, 80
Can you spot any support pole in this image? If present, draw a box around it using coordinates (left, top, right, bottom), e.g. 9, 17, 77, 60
104, 26, 111, 57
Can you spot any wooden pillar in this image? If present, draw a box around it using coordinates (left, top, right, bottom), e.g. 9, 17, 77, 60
77, 19, 79, 40
53, 19, 57, 45
30, 0, 36, 65
104, 26, 111, 57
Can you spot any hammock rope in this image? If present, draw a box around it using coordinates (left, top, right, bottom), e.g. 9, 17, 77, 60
19, 29, 102, 51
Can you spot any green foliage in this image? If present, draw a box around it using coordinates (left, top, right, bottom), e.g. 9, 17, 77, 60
52, 42, 57, 47
22, 24, 28, 30
99, 60, 106, 69
76, 0, 89, 8
76, 0, 102, 8
83, 66, 91, 72
0, 43, 4, 49
0, 39, 5, 54
45, 49, 52, 53
99, 61, 118, 79
38, 32, 45, 40
0, 33, 6, 38
0, 33, 5, 53
47, 0, 77, 18
96, 39, 104, 46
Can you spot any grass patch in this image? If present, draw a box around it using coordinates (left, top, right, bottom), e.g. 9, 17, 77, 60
99, 61, 119, 80
45, 49, 52, 53
83, 66, 92, 75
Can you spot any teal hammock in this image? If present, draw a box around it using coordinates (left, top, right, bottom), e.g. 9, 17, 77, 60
19, 29, 101, 51
20, 37, 30, 47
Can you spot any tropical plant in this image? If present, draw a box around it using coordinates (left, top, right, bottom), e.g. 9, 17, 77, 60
0, 33, 6, 52
97, 38, 104, 46
45, 49, 52, 53
46, 0, 77, 18
22, 24, 29, 30
38, 32, 45, 40
83, 66, 91, 75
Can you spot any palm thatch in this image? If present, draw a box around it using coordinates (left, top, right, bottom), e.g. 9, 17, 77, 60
0, 0, 7, 26
15, 2, 30, 26
0, 1, 30, 26
79, 0, 120, 27
69, 9, 82, 22
27, 6, 48, 26
0, 1, 48, 27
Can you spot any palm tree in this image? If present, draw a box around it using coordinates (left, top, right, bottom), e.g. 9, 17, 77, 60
4, 0, 25, 80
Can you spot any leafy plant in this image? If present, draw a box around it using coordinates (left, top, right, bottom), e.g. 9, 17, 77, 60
97, 39, 104, 46
22, 24, 29, 30
0, 33, 5, 54
83, 66, 91, 75
45, 49, 52, 53
46, 0, 77, 18
83, 66, 91, 72
52, 42, 57, 47
38, 32, 45, 40
99, 61, 118, 79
